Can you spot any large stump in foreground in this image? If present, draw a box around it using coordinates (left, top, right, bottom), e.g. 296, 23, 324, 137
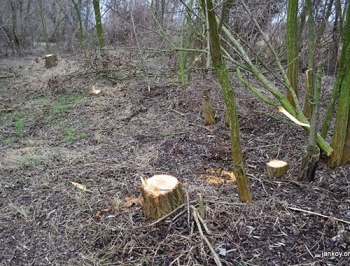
140, 175, 185, 220
266, 160, 289, 179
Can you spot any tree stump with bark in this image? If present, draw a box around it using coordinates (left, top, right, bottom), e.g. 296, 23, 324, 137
266, 160, 289, 178
140, 175, 185, 220
298, 145, 320, 182
202, 89, 216, 125
44, 54, 58, 68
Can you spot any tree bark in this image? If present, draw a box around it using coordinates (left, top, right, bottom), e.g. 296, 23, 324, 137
328, 4, 350, 167
93, 0, 105, 48
266, 160, 289, 179
200, 0, 252, 203
202, 89, 216, 125
298, 63, 322, 181
298, 145, 320, 182
286, 0, 299, 108
44, 54, 58, 68
71, 0, 85, 52
140, 175, 185, 220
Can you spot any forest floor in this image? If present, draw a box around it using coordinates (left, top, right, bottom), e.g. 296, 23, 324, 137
0, 49, 349, 266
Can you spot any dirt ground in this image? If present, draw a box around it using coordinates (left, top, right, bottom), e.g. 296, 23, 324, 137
0, 51, 349, 266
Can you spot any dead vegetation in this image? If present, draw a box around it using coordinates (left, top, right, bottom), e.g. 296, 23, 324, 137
0, 52, 349, 265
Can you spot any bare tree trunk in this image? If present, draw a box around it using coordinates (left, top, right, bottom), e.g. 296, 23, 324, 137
37, 0, 51, 54
328, 4, 350, 167
303, 0, 316, 119
329, 0, 341, 75
286, 0, 299, 108
71, 0, 84, 53
218, 0, 234, 53
151, 0, 165, 27
298, 64, 322, 182
93, 0, 105, 48
218, 0, 234, 34
200, 0, 252, 203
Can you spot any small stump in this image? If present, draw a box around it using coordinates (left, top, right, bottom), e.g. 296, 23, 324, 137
202, 90, 215, 125
44, 54, 58, 68
140, 175, 185, 220
266, 160, 289, 178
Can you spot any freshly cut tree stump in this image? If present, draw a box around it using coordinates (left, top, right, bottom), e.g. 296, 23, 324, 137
44, 54, 58, 68
140, 175, 185, 220
266, 160, 289, 179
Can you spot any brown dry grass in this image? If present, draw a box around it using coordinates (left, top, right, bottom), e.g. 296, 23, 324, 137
0, 51, 349, 265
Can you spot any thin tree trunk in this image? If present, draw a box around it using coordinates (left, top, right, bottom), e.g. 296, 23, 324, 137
328, 4, 350, 167
218, 0, 234, 35
321, 0, 343, 137
200, 0, 252, 203
298, 64, 322, 182
93, 0, 105, 48
71, 0, 85, 53
37, 0, 51, 53
303, 0, 316, 118
286, 0, 299, 108
340, 115, 350, 165
298, 1, 307, 42
178, 0, 195, 85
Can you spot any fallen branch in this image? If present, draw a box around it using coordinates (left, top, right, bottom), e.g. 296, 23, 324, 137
286, 206, 350, 225
134, 200, 196, 229
191, 205, 221, 266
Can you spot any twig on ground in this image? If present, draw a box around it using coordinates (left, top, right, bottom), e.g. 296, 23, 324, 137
286, 206, 350, 225
171, 109, 186, 116
187, 122, 215, 132
197, 193, 205, 219
304, 243, 314, 258
134, 200, 196, 229
197, 211, 212, 235
191, 205, 221, 266
185, 189, 191, 227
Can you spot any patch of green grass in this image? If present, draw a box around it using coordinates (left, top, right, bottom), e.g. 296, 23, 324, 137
1, 111, 23, 143
3, 136, 17, 144
44, 95, 85, 125
30, 96, 49, 105
12, 111, 35, 137
14, 117, 25, 134
53, 102, 69, 115
16, 154, 42, 169
52, 95, 84, 116
1, 109, 37, 144
0, 82, 4, 91
47, 118, 61, 126
63, 126, 86, 142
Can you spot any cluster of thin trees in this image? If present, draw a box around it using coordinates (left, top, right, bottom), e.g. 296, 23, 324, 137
0, 0, 182, 55
1, 0, 349, 202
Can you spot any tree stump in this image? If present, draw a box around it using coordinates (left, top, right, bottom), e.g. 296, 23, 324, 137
298, 145, 320, 182
140, 175, 185, 220
44, 54, 58, 68
202, 90, 216, 125
266, 160, 289, 178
